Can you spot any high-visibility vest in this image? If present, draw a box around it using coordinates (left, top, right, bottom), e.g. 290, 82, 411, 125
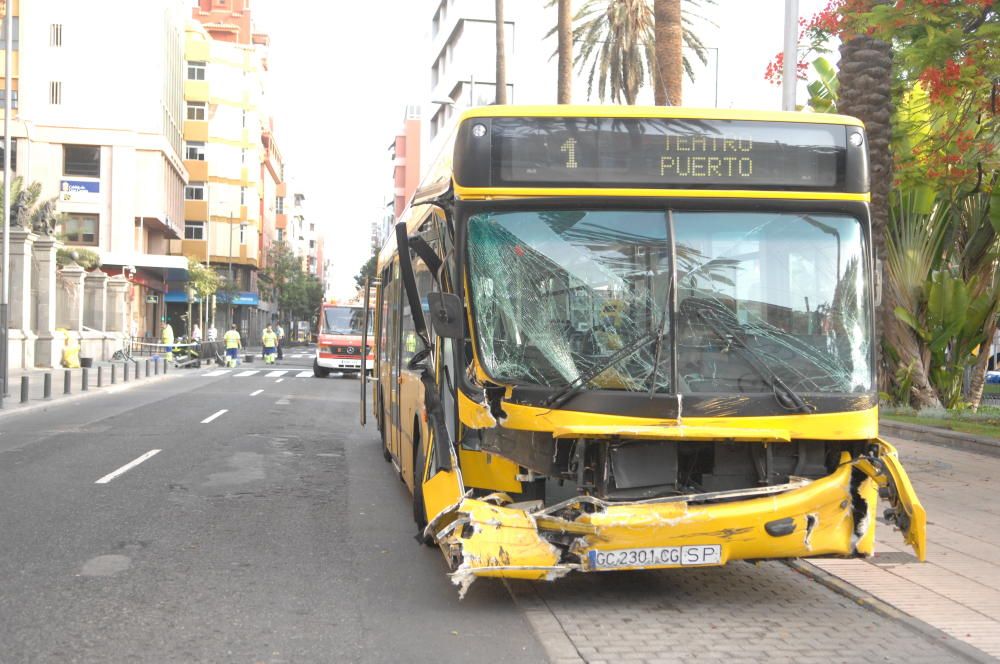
262, 330, 277, 347
161, 324, 174, 345
224, 329, 241, 349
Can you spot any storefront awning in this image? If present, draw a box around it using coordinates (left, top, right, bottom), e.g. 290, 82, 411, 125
100, 252, 189, 282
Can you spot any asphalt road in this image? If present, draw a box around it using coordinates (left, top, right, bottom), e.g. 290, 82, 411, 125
0, 349, 546, 664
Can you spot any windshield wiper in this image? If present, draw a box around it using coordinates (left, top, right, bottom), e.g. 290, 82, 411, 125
684, 298, 815, 414
542, 329, 659, 410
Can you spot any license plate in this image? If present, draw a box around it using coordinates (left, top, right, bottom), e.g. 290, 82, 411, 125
588, 545, 722, 570
333, 359, 361, 368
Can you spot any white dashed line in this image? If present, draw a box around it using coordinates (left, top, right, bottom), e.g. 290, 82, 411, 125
266, 370, 287, 377
202, 370, 230, 377
296, 371, 313, 378
275, 378, 284, 383
250, 389, 263, 396
95, 449, 161, 484
201, 409, 228, 424
234, 370, 259, 377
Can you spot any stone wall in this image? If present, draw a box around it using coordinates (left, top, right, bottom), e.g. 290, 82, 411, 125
0, 232, 128, 369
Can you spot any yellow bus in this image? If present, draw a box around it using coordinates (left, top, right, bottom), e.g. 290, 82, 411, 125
364, 106, 925, 593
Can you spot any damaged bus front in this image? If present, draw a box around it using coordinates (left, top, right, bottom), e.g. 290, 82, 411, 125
374, 108, 926, 593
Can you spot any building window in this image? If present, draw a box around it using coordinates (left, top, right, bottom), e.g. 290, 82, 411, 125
63, 145, 100, 177
309, 222, 314, 231
277, 228, 283, 242
185, 182, 205, 200
50, 24, 62, 47
239, 187, 245, 205
184, 221, 205, 240
1, 17, 19, 51
186, 101, 206, 121
59, 213, 99, 246
185, 141, 206, 161
49, 81, 62, 105
0, 138, 17, 171
187, 61, 206, 81
275, 196, 284, 213
0, 89, 18, 109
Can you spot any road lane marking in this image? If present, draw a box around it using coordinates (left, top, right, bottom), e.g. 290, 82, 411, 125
202, 370, 229, 377
275, 396, 291, 405
266, 370, 287, 377
250, 389, 263, 396
201, 409, 228, 424
296, 371, 313, 378
95, 449, 161, 484
275, 378, 284, 383
234, 370, 259, 377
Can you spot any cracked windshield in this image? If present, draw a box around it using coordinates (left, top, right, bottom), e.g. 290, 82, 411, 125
468, 210, 871, 395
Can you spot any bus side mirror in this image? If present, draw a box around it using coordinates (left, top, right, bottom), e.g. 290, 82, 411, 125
427, 292, 464, 339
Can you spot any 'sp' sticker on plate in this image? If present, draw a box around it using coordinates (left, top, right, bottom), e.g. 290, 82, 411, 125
589, 545, 722, 570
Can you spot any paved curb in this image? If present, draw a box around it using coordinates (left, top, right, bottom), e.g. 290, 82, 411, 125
880, 419, 1000, 458
0, 369, 187, 419
503, 580, 584, 664
787, 560, 996, 664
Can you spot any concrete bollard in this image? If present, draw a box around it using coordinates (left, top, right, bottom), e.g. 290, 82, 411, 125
134, 361, 139, 380
111, 364, 117, 384
155, 358, 160, 375
164, 358, 168, 374
20, 376, 29, 403
145, 359, 151, 377
81, 368, 89, 392
43, 373, 52, 400
64, 370, 72, 395
97, 366, 104, 388
123, 362, 130, 382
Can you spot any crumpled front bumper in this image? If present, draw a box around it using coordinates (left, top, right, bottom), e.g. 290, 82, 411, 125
428, 442, 925, 595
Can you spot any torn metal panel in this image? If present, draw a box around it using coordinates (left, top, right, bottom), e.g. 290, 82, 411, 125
854, 438, 926, 560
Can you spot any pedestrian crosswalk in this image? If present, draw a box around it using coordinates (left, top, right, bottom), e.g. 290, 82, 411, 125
201, 369, 319, 379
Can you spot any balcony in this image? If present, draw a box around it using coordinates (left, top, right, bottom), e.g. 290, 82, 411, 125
185, 159, 208, 181
184, 120, 209, 142
184, 200, 208, 221
184, 79, 209, 102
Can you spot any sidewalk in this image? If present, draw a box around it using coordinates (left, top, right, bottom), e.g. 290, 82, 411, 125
0, 354, 195, 414
806, 435, 1000, 659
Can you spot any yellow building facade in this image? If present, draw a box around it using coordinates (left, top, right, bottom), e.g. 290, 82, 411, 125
176, 19, 278, 334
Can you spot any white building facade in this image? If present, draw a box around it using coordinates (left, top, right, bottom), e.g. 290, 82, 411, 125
12, 0, 189, 337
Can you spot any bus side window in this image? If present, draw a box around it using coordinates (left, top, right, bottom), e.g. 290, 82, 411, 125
379, 264, 392, 366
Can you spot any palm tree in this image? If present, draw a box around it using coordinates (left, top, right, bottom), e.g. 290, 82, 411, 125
495, 0, 508, 104
557, 0, 573, 103
653, 0, 682, 105
837, 32, 896, 393
570, 0, 712, 105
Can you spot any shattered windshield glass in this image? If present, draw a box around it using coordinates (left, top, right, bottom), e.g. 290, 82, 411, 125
468, 210, 673, 392
467, 209, 871, 395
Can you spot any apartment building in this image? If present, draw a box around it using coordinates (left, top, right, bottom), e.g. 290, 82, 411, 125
7, 0, 189, 338
177, 0, 283, 336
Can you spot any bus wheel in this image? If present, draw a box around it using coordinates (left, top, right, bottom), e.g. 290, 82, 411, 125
313, 359, 330, 378
412, 427, 434, 546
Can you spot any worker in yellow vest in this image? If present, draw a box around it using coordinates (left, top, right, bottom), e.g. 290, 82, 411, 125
262, 325, 278, 364
223, 323, 242, 368
160, 319, 175, 362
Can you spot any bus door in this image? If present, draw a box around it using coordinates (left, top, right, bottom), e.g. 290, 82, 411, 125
387, 260, 404, 465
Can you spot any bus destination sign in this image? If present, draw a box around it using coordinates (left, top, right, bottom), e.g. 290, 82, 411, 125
489, 118, 848, 190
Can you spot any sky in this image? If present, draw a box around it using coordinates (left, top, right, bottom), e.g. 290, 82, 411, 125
252, 0, 832, 300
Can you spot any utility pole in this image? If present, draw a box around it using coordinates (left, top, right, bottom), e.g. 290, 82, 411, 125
781, 0, 799, 111
228, 213, 233, 331
1, 1, 13, 400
